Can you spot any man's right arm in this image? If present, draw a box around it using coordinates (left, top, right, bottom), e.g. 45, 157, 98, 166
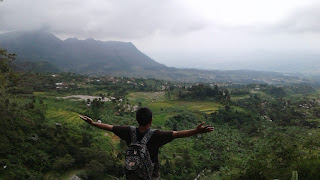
79, 115, 113, 131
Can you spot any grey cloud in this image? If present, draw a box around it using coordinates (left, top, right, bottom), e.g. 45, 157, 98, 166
0, 0, 207, 39
273, 3, 320, 33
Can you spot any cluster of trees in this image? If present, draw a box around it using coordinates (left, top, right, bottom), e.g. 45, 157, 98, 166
89, 77, 171, 97
234, 91, 319, 128
0, 49, 18, 93
176, 84, 230, 102
159, 105, 320, 180
230, 88, 250, 96
156, 83, 320, 179
5, 68, 174, 99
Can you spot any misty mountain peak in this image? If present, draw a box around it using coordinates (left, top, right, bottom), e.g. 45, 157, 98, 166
0, 30, 165, 73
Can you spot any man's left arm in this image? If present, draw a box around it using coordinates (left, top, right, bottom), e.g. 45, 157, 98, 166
79, 115, 113, 131
172, 122, 214, 139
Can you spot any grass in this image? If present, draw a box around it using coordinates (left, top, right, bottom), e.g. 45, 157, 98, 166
92, 90, 110, 96
231, 105, 245, 112
127, 91, 165, 104
230, 95, 250, 101
33, 91, 47, 95
60, 169, 85, 180
147, 100, 223, 114
45, 169, 118, 180
306, 118, 320, 122
153, 113, 175, 126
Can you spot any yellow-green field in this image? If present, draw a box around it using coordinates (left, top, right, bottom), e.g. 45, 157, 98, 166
127, 91, 223, 114
147, 101, 222, 114
127, 92, 165, 103
46, 107, 82, 124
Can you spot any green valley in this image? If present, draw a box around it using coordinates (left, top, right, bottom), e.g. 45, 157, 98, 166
1, 49, 320, 180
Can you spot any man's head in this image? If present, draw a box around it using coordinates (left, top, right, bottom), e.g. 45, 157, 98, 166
136, 107, 152, 126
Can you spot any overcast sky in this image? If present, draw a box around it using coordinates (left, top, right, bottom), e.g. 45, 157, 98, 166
1, 0, 320, 69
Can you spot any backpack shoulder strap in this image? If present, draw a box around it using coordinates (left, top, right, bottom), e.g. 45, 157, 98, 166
140, 129, 155, 144
129, 126, 137, 143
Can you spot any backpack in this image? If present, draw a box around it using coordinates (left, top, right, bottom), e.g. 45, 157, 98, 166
124, 126, 155, 180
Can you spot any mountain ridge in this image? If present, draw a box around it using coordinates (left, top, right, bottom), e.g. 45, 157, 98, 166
0, 30, 313, 84
0, 30, 165, 72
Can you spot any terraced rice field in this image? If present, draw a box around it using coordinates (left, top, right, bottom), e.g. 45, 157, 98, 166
46, 107, 82, 124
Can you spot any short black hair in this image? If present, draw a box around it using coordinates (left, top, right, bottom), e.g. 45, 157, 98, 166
136, 107, 152, 126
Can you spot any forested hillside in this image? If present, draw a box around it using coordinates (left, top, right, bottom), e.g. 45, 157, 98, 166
0, 49, 319, 179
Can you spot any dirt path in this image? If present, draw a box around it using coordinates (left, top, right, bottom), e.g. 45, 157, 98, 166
60, 95, 111, 102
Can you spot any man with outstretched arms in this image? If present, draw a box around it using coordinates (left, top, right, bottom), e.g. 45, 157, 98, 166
80, 107, 214, 180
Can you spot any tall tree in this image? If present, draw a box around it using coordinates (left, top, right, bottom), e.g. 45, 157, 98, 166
0, 48, 17, 93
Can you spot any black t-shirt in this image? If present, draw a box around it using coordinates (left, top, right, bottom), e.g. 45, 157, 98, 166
112, 126, 173, 177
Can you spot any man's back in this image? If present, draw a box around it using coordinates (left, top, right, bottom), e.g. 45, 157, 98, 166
112, 126, 173, 178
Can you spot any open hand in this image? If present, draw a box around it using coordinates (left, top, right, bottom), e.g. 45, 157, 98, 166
196, 122, 214, 133
79, 115, 93, 124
